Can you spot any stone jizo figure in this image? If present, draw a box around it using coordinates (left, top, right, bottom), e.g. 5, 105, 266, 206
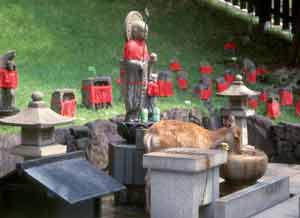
121, 11, 157, 122
0, 50, 19, 115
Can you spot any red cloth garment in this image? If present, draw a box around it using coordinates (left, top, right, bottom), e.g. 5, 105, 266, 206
296, 100, 300, 116
216, 81, 228, 92
61, 99, 76, 117
267, 101, 280, 119
256, 67, 269, 76
248, 97, 258, 109
177, 78, 188, 90
123, 39, 149, 61
224, 41, 237, 50
82, 85, 113, 106
247, 70, 257, 84
147, 82, 159, 96
279, 89, 293, 106
198, 87, 212, 101
169, 61, 182, 72
158, 80, 173, 97
0, 68, 18, 89
199, 65, 213, 74
259, 91, 268, 103
224, 73, 235, 84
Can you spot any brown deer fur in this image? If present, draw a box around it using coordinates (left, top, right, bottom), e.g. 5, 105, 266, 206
144, 119, 241, 153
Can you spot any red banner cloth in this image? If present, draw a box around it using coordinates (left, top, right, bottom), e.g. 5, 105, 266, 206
267, 101, 281, 119
279, 90, 293, 106
199, 65, 213, 74
0, 68, 18, 89
82, 85, 113, 105
216, 81, 228, 92
247, 70, 257, 84
224, 73, 235, 84
123, 40, 149, 61
259, 91, 268, 103
169, 61, 182, 72
147, 82, 160, 96
177, 78, 188, 90
60, 99, 76, 117
296, 100, 300, 116
198, 87, 212, 101
248, 98, 258, 110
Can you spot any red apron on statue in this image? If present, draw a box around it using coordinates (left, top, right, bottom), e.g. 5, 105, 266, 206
177, 78, 188, 90
199, 65, 213, 75
224, 72, 235, 85
147, 81, 159, 96
246, 70, 257, 84
296, 100, 300, 116
259, 91, 268, 103
169, 60, 182, 72
216, 77, 228, 93
123, 39, 149, 61
279, 88, 293, 106
0, 68, 18, 89
266, 99, 280, 119
248, 97, 258, 110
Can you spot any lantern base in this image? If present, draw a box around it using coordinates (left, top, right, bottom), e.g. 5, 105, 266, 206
0, 106, 19, 117
11, 144, 67, 159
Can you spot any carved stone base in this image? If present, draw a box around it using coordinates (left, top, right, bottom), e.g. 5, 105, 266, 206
0, 107, 19, 117
11, 144, 67, 159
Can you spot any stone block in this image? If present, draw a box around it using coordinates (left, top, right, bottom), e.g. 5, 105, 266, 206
214, 176, 289, 218
143, 148, 227, 218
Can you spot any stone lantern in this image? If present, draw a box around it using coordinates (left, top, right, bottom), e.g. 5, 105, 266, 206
0, 91, 74, 159
217, 74, 259, 146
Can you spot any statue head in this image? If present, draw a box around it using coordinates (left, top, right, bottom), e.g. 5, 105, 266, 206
131, 20, 148, 40
149, 73, 158, 82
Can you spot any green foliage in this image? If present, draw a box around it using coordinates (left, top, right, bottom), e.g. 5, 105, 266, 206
0, 0, 296, 133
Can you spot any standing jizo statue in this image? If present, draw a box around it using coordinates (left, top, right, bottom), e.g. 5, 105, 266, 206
0, 50, 19, 116
121, 11, 157, 122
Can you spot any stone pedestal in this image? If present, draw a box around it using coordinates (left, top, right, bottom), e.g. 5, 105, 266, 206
143, 148, 227, 218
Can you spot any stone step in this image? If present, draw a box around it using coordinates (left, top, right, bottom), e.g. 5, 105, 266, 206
214, 177, 290, 218
251, 194, 299, 218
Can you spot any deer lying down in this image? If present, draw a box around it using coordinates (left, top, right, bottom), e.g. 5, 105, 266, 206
143, 118, 241, 213
144, 119, 241, 154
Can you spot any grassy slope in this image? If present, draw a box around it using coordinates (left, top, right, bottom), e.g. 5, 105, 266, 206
0, 0, 296, 133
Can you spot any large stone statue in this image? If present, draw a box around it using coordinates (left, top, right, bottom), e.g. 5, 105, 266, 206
0, 50, 19, 116
121, 11, 157, 122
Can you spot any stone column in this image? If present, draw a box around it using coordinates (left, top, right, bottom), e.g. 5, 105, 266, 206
143, 148, 227, 218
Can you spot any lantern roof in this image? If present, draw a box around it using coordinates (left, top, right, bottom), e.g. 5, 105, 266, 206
217, 74, 260, 97
0, 91, 74, 128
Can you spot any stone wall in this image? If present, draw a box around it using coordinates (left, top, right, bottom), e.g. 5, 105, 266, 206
1, 109, 299, 178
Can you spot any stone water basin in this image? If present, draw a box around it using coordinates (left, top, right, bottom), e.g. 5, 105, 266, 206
220, 146, 268, 186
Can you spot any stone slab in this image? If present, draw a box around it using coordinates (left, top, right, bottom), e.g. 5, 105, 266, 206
143, 148, 227, 173
261, 163, 300, 195
214, 176, 289, 218
251, 194, 299, 218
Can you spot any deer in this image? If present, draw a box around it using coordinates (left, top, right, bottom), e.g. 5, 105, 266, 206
143, 115, 241, 213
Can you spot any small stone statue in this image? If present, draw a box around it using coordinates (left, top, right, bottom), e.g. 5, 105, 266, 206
0, 50, 19, 115
145, 73, 159, 121
121, 11, 157, 122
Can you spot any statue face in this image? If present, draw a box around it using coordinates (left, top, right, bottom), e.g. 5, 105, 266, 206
132, 21, 148, 40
